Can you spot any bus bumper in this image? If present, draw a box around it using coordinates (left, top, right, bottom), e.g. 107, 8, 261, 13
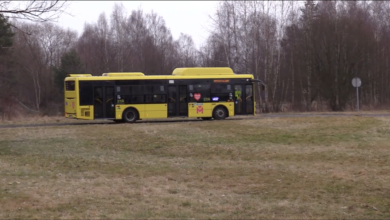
65, 113, 77, 118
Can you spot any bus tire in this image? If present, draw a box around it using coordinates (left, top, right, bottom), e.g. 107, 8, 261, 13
122, 108, 138, 123
213, 106, 227, 120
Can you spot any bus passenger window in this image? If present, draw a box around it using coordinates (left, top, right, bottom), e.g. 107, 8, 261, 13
131, 86, 144, 95
122, 95, 131, 104
160, 95, 166, 102
211, 84, 232, 93
145, 86, 153, 94
145, 95, 153, 103
190, 83, 210, 102
152, 94, 166, 103
131, 95, 144, 104
79, 82, 93, 105
121, 86, 131, 95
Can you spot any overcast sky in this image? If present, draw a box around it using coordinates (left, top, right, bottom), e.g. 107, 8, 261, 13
57, 1, 220, 49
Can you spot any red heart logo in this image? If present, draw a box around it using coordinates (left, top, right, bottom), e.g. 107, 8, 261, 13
194, 93, 201, 101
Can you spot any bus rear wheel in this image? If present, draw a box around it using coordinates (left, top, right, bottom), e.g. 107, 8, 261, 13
122, 108, 138, 123
213, 107, 227, 120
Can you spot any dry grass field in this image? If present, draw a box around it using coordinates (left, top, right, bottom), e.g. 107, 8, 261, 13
1, 116, 390, 219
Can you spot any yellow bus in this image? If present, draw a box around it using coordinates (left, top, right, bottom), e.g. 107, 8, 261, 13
64, 67, 264, 122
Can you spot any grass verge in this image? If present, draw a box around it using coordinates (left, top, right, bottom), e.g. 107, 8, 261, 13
1, 116, 390, 219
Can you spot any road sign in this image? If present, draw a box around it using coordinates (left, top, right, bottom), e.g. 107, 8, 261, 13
352, 77, 361, 88
352, 77, 362, 112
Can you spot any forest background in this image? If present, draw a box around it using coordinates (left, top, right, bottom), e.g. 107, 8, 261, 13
1, 0, 389, 119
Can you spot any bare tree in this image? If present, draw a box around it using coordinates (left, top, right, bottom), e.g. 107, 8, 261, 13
77, 7, 183, 76
280, 1, 382, 111
175, 33, 198, 67
0, 1, 69, 22
11, 21, 77, 111
203, 1, 297, 112
110, 3, 127, 72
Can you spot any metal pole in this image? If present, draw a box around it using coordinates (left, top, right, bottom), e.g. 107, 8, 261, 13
356, 86, 359, 112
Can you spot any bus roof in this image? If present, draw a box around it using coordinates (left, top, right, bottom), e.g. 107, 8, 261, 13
172, 67, 234, 76
65, 67, 254, 81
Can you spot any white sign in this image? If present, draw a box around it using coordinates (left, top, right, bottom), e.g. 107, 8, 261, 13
352, 77, 361, 88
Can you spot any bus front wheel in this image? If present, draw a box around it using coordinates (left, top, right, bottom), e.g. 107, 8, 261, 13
122, 108, 138, 123
213, 107, 227, 120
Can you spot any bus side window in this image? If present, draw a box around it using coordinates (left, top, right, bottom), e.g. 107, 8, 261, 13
122, 95, 131, 104
145, 95, 152, 103
132, 95, 144, 104
79, 82, 93, 105
191, 83, 210, 102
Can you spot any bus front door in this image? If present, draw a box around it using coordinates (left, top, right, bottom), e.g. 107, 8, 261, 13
234, 84, 253, 115
168, 85, 188, 117
94, 86, 115, 119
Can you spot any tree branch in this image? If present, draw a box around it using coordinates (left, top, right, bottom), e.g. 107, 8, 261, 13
0, 1, 69, 22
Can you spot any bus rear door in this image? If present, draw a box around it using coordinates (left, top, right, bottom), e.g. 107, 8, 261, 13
168, 85, 188, 117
